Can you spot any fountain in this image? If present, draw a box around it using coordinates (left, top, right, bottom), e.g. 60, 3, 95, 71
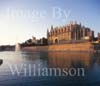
15, 43, 21, 51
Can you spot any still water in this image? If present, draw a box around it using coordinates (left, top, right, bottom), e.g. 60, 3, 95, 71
0, 51, 100, 86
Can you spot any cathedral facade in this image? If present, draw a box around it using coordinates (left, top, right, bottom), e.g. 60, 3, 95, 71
47, 21, 94, 44
98, 33, 100, 42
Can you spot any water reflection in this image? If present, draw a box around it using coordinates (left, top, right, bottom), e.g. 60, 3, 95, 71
20, 51, 100, 71
0, 51, 100, 86
48, 52, 100, 70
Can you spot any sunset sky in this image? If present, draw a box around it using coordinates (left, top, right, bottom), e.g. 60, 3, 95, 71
0, 0, 100, 45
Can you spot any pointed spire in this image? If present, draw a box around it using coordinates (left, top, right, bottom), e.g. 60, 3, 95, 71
80, 22, 81, 26
47, 29, 49, 33
47, 29, 49, 38
74, 21, 77, 24
51, 25, 53, 31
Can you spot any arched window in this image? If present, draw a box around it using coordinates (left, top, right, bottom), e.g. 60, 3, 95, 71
55, 39, 58, 44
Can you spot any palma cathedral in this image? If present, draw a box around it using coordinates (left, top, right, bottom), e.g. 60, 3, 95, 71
47, 21, 94, 44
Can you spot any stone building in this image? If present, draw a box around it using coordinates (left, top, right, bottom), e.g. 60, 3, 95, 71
98, 33, 100, 42
32, 36, 37, 44
47, 21, 94, 44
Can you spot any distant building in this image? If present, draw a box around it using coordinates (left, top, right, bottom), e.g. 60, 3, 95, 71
32, 36, 37, 44
21, 36, 48, 47
36, 38, 48, 45
47, 21, 94, 44
40, 37, 48, 45
25, 36, 37, 45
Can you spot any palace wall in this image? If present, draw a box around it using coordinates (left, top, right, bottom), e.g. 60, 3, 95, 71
22, 42, 98, 52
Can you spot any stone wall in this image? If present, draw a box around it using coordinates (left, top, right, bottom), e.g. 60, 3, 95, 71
22, 42, 96, 52
48, 43, 94, 51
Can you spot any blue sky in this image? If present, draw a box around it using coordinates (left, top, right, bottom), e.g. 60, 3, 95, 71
0, 0, 100, 45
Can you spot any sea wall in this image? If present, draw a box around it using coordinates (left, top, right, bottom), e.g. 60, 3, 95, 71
22, 42, 96, 52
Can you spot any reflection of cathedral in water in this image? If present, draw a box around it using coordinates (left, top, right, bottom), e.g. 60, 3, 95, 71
48, 52, 99, 69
